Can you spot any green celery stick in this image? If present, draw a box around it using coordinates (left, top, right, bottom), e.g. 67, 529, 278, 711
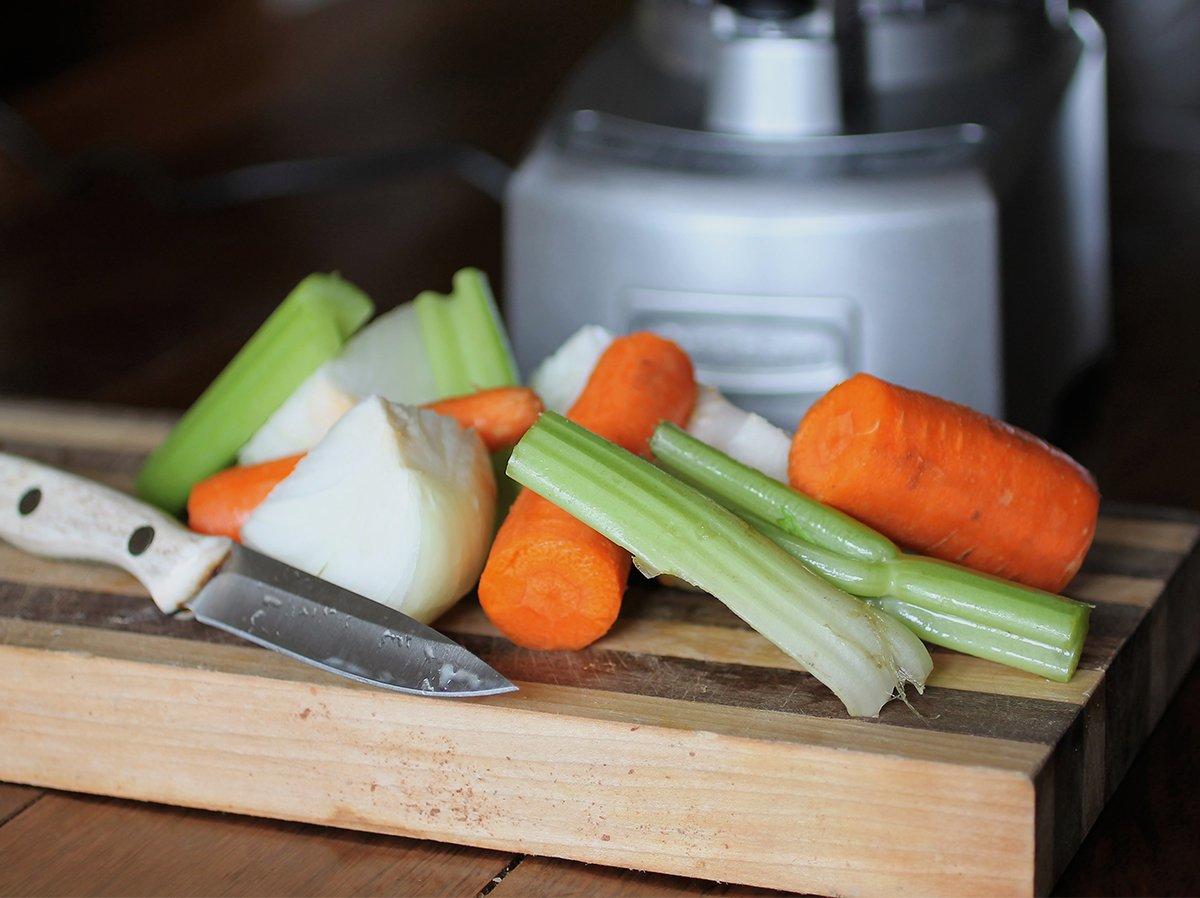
889, 555, 1088, 648
740, 514, 891, 594
652, 422, 1091, 682
508, 413, 932, 718
747, 514, 1089, 680
415, 268, 519, 398
649, 423, 897, 562
865, 598, 1081, 682
413, 267, 520, 529
137, 274, 373, 513
747, 514, 1089, 647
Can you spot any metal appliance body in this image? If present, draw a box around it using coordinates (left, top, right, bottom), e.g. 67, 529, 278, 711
505, 0, 1109, 432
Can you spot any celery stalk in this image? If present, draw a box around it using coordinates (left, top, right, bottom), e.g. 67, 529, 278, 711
653, 423, 1091, 682
751, 516, 1088, 680
508, 413, 932, 718
137, 274, 373, 513
749, 515, 1087, 645
864, 599, 1081, 681
889, 556, 1088, 648
741, 515, 891, 594
415, 268, 519, 398
413, 269, 520, 509
649, 423, 897, 562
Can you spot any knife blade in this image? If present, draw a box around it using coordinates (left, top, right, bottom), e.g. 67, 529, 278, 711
0, 450, 515, 698
191, 544, 514, 697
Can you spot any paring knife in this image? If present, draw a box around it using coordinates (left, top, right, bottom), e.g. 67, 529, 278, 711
0, 452, 516, 698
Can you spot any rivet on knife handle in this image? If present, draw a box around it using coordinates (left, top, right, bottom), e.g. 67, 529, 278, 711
0, 452, 231, 613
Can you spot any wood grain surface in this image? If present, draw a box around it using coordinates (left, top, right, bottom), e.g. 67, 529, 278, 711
0, 783, 42, 827
0, 793, 513, 898
0, 402, 1197, 897
488, 856, 783, 897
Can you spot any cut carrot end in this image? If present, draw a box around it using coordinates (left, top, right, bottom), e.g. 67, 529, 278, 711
479, 332, 696, 650
479, 493, 629, 650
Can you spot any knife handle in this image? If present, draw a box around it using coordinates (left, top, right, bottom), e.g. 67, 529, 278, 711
0, 452, 231, 613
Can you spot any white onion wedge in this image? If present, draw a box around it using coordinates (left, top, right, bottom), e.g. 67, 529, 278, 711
528, 325, 615, 414
327, 301, 436, 404
239, 304, 437, 465
242, 396, 495, 623
685, 387, 792, 482
235, 367, 357, 466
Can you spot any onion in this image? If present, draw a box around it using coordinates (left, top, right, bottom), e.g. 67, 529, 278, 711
239, 303, 436, 464
528, 325, 614, 414
685, 387, 791, 482
242, 396, 495, 622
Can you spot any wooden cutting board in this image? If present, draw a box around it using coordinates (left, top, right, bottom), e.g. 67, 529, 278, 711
0, 398, 1197, 898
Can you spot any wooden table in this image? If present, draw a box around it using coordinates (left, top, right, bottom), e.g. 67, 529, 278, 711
1, 1, 1198, 895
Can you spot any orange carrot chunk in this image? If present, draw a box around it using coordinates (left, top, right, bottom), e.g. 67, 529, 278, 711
566, 333, 699, 456
187, 453, 303, 541
426, 386, 543, 452
186, 386, 544, 540
478, 491, 632, 650
789, 372, 1100, 593
479, 332, 697, 650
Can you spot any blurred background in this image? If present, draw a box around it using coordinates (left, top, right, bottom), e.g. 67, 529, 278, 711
0, 0, 1195, 888
1, 0, 1198, 505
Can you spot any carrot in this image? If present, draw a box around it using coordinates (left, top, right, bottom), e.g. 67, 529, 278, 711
479, 332, 697, 650
187, 453, 302, 540
186, 386, 544, 540
566, 333, 699, 455
788, 373, 1100, 592
476, 490, 632, 650
425, 386, 543, 452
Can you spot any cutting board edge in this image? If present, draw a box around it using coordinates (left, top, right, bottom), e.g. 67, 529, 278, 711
0, 615, 1053, 772
0, 623, 1042, 898
1034, 523, 1200, 893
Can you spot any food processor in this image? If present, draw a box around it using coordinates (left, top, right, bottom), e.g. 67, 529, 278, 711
504, 0, 1109, 432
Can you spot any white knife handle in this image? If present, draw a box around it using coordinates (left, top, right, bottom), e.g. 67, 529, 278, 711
0, 452, 231, 613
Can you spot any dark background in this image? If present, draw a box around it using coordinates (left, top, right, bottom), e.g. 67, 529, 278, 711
1, 1, 1198, 894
